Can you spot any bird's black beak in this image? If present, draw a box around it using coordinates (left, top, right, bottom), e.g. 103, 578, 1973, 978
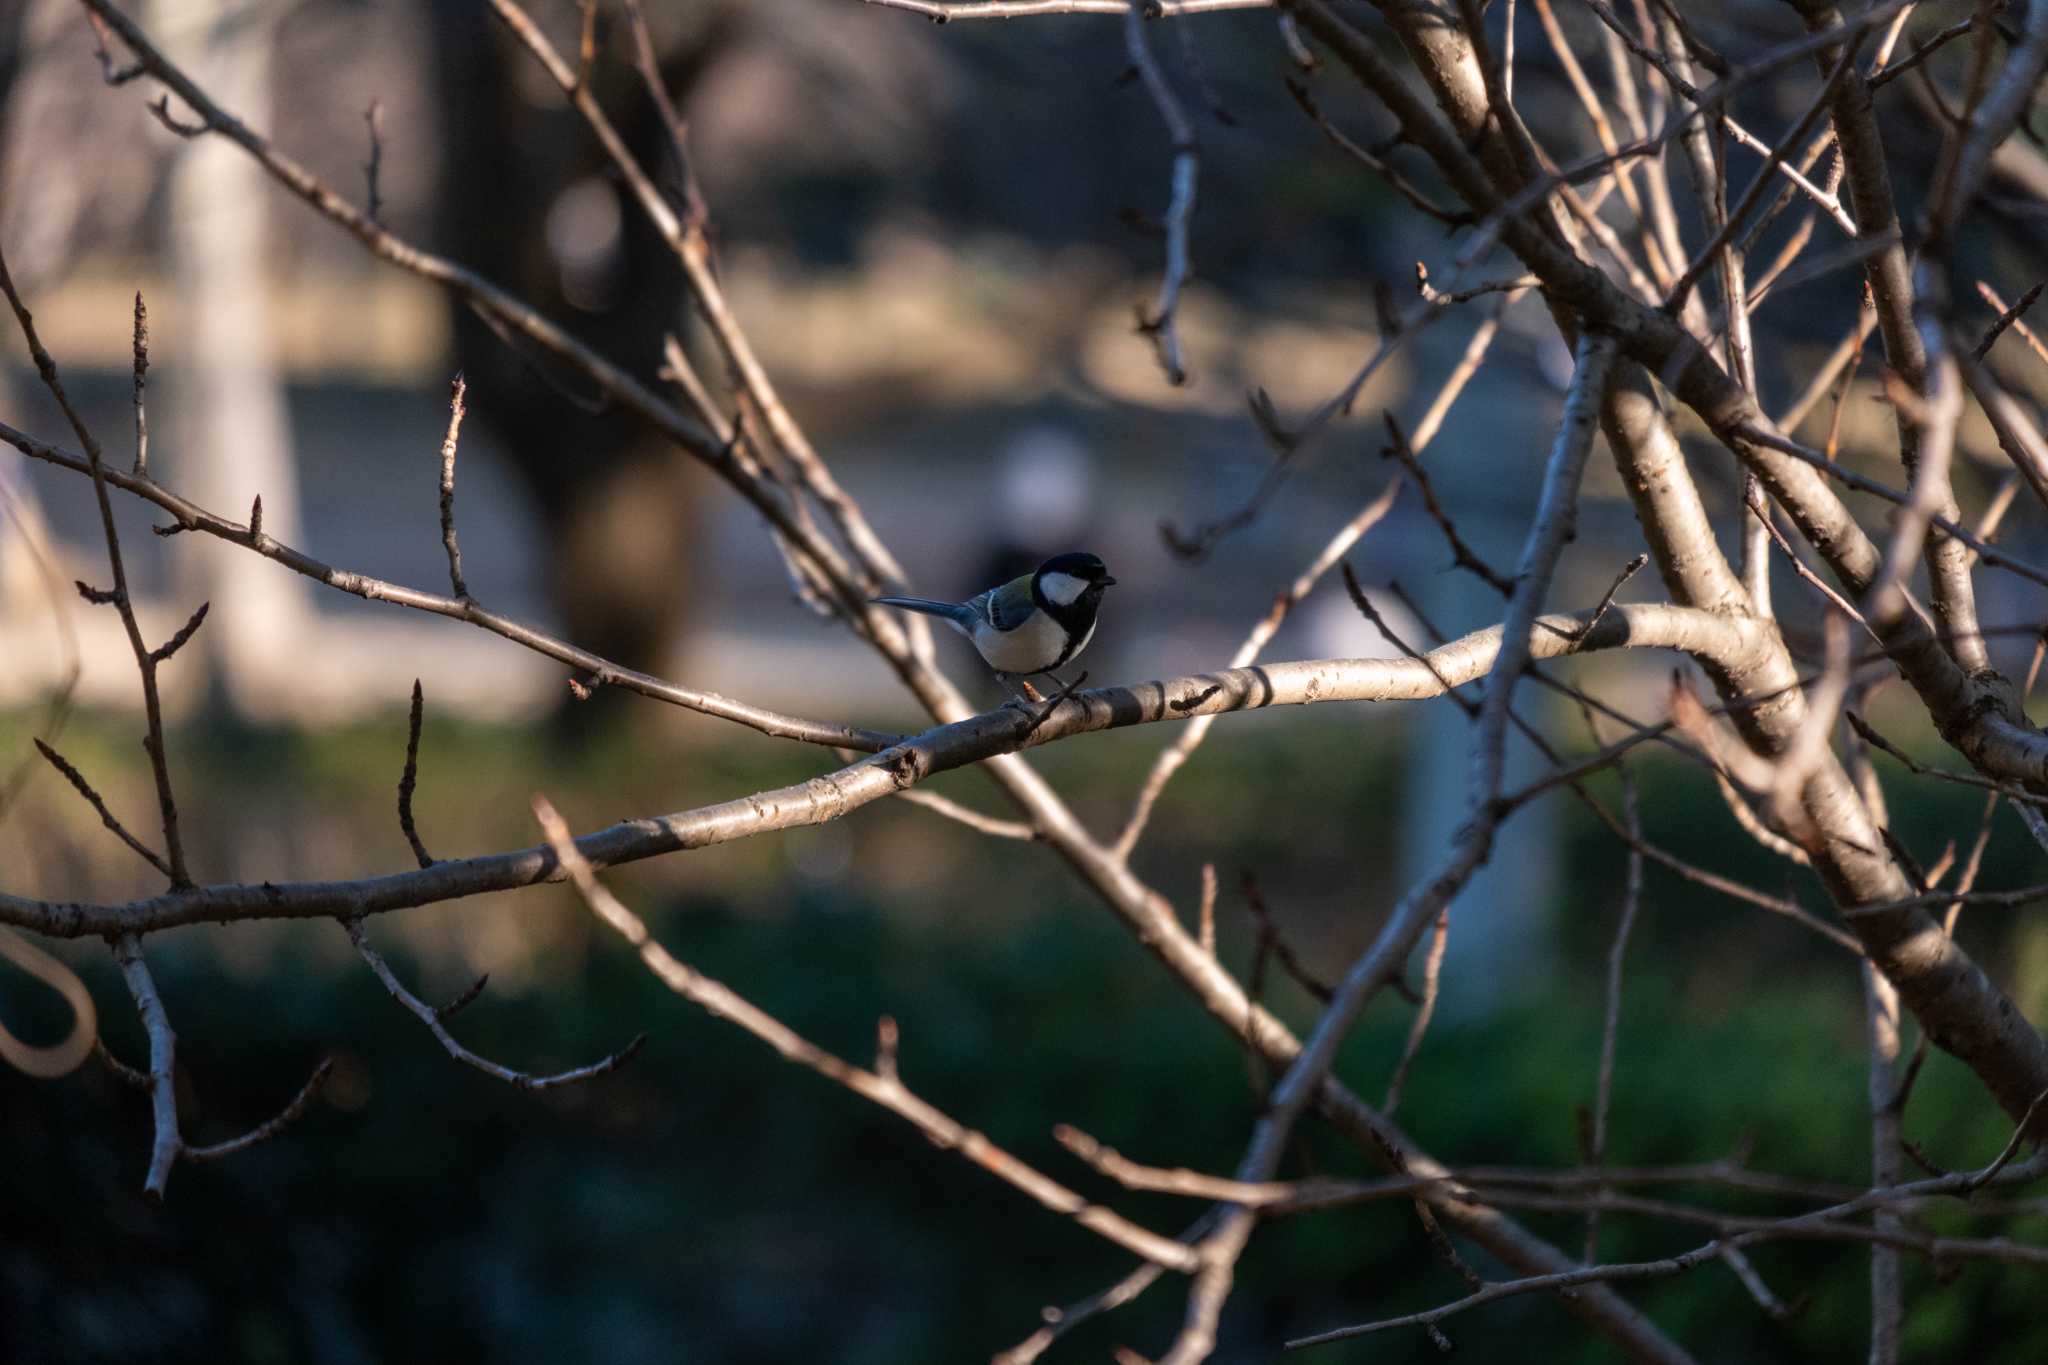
1100, 575, 1117, 587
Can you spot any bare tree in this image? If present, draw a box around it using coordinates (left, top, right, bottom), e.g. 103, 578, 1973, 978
5, 1, 2048, 1360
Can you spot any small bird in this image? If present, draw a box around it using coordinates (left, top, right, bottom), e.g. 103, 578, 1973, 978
874, 552, 1117, 696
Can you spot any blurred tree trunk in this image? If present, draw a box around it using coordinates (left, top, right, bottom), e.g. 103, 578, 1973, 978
427, 3, 737, 712
153, 0, 314, 722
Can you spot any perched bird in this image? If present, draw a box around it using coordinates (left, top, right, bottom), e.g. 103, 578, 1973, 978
873, 552, 1117, 695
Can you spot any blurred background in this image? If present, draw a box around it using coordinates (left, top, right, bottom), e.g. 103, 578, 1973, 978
4, 1, 2048, 1360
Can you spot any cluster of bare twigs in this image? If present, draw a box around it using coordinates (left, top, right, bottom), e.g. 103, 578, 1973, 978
5, 0, 2048, 1359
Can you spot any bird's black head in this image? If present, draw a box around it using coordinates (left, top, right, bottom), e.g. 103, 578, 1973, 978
1031, 552, 1116, 623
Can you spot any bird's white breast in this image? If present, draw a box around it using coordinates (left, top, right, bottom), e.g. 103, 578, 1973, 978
972, 608, 1069, 675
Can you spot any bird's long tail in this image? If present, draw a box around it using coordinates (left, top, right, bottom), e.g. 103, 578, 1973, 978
871, 595, 975, 629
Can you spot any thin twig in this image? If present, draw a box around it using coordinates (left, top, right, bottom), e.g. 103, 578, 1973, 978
344, 915, 642, 1089
1740, 426, 2048, 590
994, 1213, 1222, 1365
397, 680, 434, 868
1865, 959, 1904, 1363
1975, 280, 2048, 371
34, 740, 173, 878
1285, 79, 1471, 226
533, 795, 1199, 1272
1380, 909, 1446, 1117
1125, 0, 1199, 384
1241, 872, 1334, 1003
1973, 280, 2044, 360
1380, 414, 1513, 596
362, 100, 384, 225
437, 374, 470, 600
1117, 475, 1403, 858
0, 421, 899, 752
1196, 863, 1218, 956
892, 788, 1037, 840
1585, 774, 1643, 1263
0, 245, 192, 887
149, 601, 210, 665
110, 933, 180, 1198
130, 291, 149, 475
185, 1057, 334, 1161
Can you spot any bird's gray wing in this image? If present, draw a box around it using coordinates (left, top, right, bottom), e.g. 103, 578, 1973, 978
979, 574, 1039, 632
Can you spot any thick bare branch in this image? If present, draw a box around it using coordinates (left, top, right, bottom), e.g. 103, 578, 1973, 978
0, 601, 1759, 939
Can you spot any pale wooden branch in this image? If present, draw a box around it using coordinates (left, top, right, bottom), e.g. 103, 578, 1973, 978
110, 933, 179, 1197
102, 932, 331, 1193
1055, 1125, 1311, 1204
891, 788, 1037, 840
533, 796, 1198, 1272
1410, 285, 1520, 448
0, 601, 1764, 939
1737, 424, 2048, 594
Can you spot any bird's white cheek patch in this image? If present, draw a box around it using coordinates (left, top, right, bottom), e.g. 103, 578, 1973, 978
1038, 572, 1090, 606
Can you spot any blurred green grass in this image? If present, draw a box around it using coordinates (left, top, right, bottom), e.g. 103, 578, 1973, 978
3, 702, 2046, 1363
